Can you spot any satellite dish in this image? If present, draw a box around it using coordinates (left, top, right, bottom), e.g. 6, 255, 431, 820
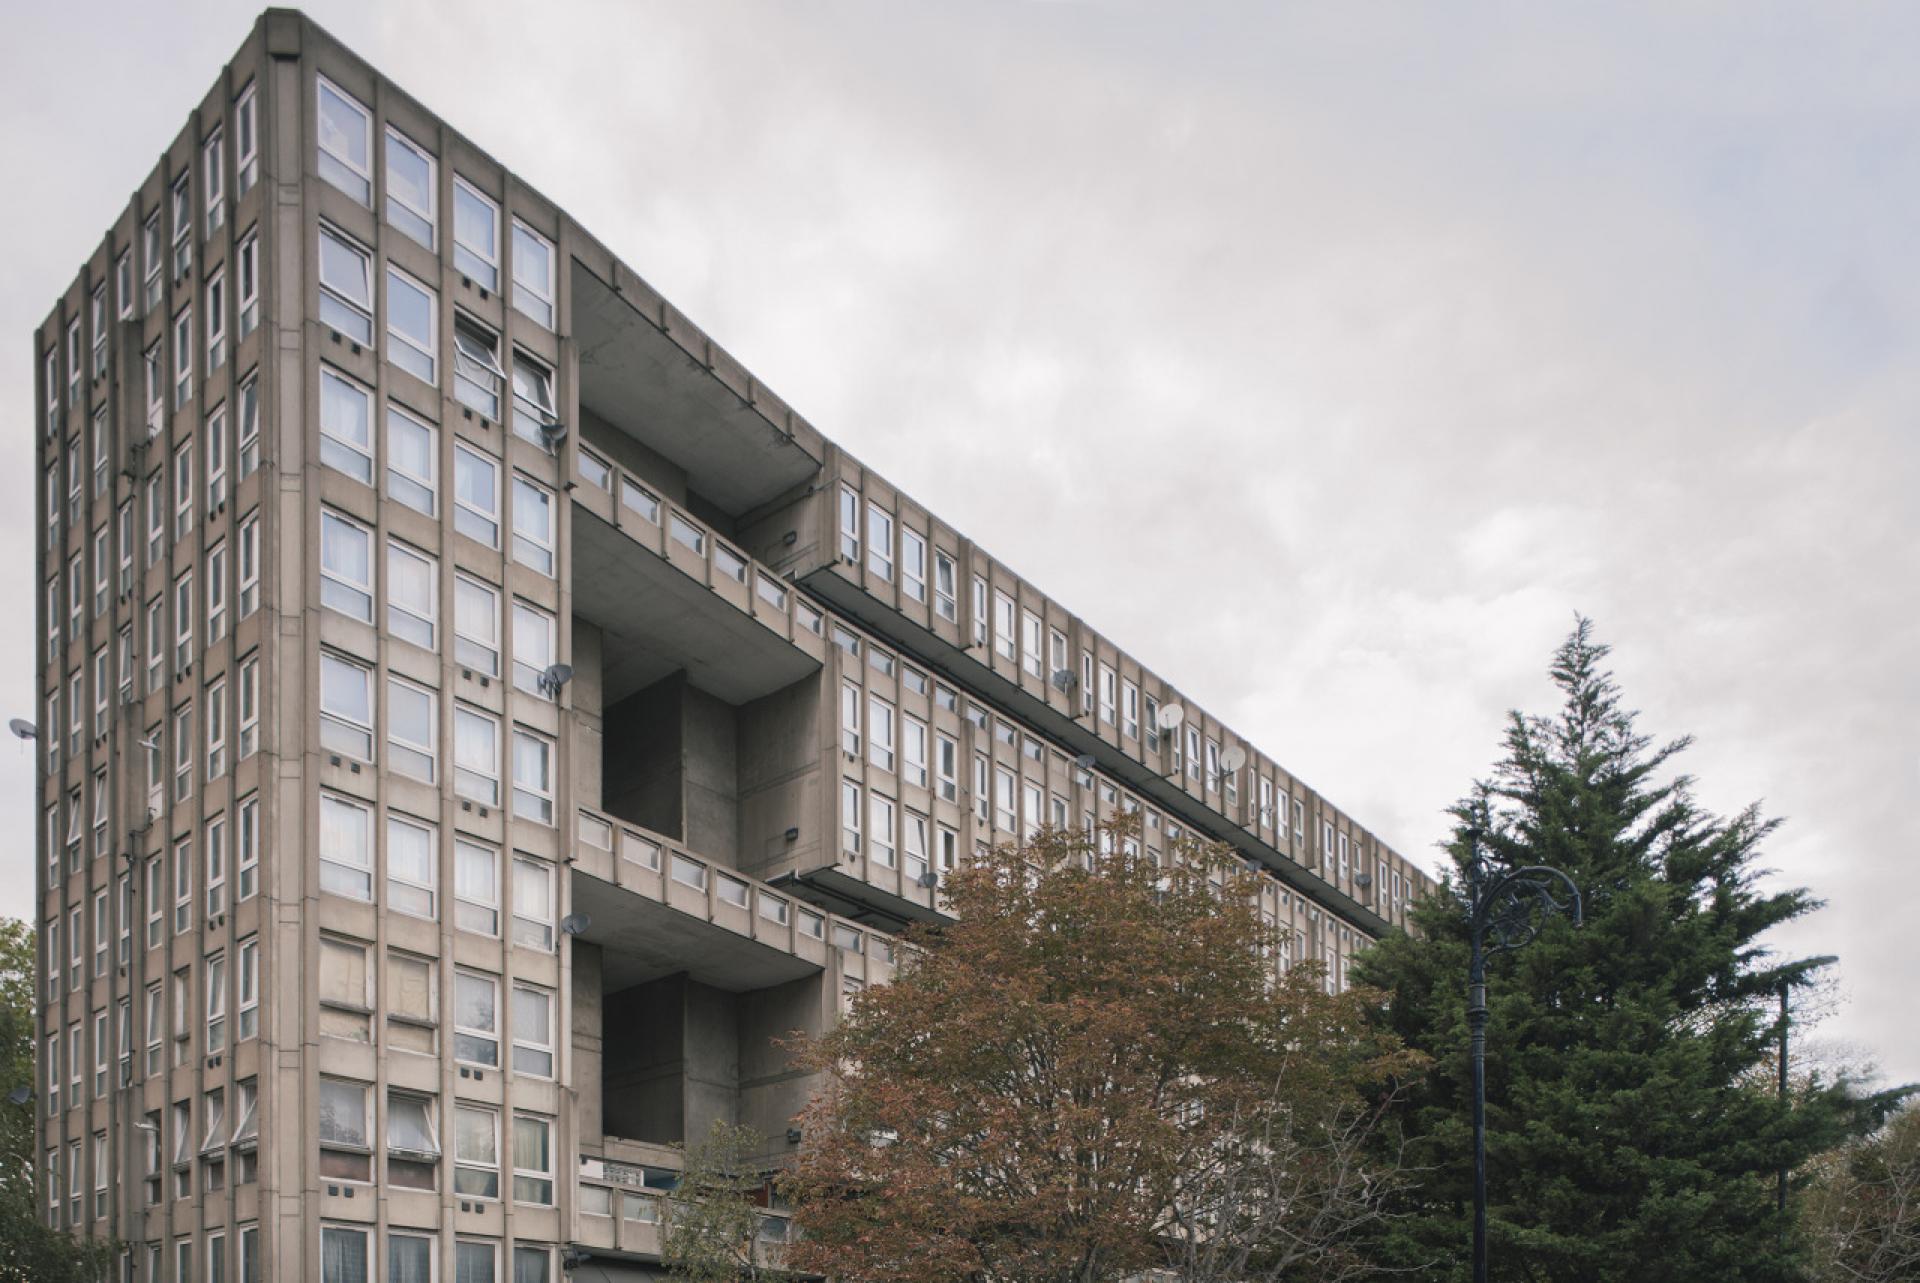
1072, 753, 1097, 771
1220, 746, 1247, 773
916, 871, 938, 889
539, 663, 574, 696
1049, 669, 1076, 692
8, 719, 36, 740
6, 1086, 31, 1106
537, 421, 569, 452
560, 912, 591, 936
1156, 703, 1186, 731
1353, 872, 1373, 891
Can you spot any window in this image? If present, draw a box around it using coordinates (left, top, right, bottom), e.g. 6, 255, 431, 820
454, 972, 499, 1067
237, 938, 258, 1040
91, 408, 110, 498
320, 1226, 368, 1283
116, 251, 133, 319
936, 732, 959, 803
971, 574, 989, 646
143, 213, 163, 312
237, 793, 259, 899
453, 443, 500, 545
456, 1241, 497, 1283
173, 441, 194, 539
143, 342, 163, 434
319, 793, 373, 899
511, 476, 555, 574
237, 374, 259, 476
1022, 611, 1044, 678
840, 681, 861, 756
1122, 680, 1140, 740
319, 1078, 372, 1182
512, 858, 554, 949
205, 952, 227, 1053
871, 793, 896, 867
452, 318, 509, 428
386, 266, 438, 383
386, 403, 436, 514
237, 233, 259, 338
670, 512, 706, 554
991, 590, 1017, 661
452, 574, 500, 676
511, 984, 554, 1076
171, 175, 192, 279
454, 705, 500, 806
866, 502, 893, 581
234, 80, 258, 194
995, 765, 1017, 832
205, 813, 228, 915
317, 226, 374, 343
206, 268, 227, 370
173, 699, 194, 800
386, 127, 436, 247
901, 527, 927, 602
378, 815, 438, 921
172, 304, 194, 406
207, 401, 230, 510
319, 652, 374, 760
841, 779, 862, 856
387, 1091, 440, 1190
319, 936, 372, 1042
453, 178, 499, 289
513, 1115, 554, 1204
836, 483, 861, 563
903, 715, 928, 788
319, 366, 374, 482
512, 730, 554, 824
455, 841, 499, 935
670, 853, 708, 891
387, 950, 437, 1054
319, 510, 374, 621
507, 218, 557, 325
1100, 664, 1118, 725
238, 511, 259, 616
387, 540, 437, 649
868, 695, 895, 772
510, 351, 558, 444
144, 981, 162, 1074
388, 677, 437, 784
452, 1105, 502, 1201
316, 76, 372, 203
511, 600, 555, 696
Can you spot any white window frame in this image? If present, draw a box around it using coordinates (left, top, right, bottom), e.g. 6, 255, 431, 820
315, 75, 373, 204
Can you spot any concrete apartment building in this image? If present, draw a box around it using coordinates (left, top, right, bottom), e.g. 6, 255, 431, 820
30, 10, 1435, 1280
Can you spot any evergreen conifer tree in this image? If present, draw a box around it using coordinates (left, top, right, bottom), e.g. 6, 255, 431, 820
1356, 619, 1900, 1283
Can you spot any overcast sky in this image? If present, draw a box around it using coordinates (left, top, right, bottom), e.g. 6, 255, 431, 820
2, 2, 1914, 1083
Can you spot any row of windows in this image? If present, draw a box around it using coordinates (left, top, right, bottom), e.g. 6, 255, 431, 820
317, 797, 559, 951
40, 78, 258, 446
830, 626, 1393, 903
317, 74, 556, 328
318, 1075, 556, 1205
834, 477, 1427, 912
316, 224, 559, 439
44, 792, 260, 996
43, 931, 259, 1121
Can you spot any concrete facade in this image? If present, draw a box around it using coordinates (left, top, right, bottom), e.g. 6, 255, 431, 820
30, 10, 1436, 1281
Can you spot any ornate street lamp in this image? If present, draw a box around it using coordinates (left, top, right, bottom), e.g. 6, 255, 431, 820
1462, 831, 1582, 1283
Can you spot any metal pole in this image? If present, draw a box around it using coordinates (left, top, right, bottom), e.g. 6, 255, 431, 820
1470, 920, 1489, 1283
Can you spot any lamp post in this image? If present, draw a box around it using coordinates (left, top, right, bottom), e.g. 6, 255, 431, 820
1463, 831, 1582, 1283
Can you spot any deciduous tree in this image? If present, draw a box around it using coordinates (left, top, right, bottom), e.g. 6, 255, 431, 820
781, 824, 1422, 1283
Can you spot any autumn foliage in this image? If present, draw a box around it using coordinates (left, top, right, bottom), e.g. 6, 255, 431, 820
779, 823, 1423, 1283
